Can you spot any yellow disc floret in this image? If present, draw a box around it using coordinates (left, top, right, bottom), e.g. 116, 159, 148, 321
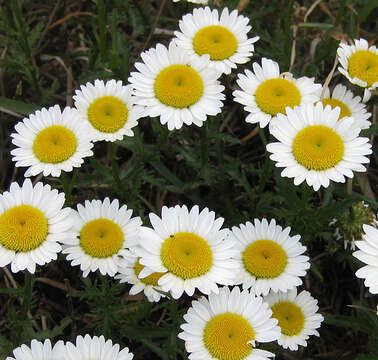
271, 301, 305, 336
160, 232, 213, 279
203, 312, 254, 360
242, 240, 287, 278
80, 218, 124, 258
193, 25, 238, 60
134, 257, 165, 286
33, 125, 77, 164
87, 96, 128, 133
321, 98, 351, 120
154, 65, 204, 108
293, 125, 344, 170
348, 50, 378, 87
0, 205, 48, 252
255, 78, 301, 116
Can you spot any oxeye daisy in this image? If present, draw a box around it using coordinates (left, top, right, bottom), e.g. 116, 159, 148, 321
264, 288, 324, 351
62, 198, 142, 277
230, 218, 310, 296
266, 102, 372, 191
11, 105, 93, 177
135, 205, 239, 299
337, 39, 378, 92
73, 79, 143, 142
0, 179, 73, 273
353, 224, 378, 294
174, 6, 259, 75
173, 0, 208, 4
115, 249, 166, 302
233, 58, 321, 128
178, 286, 280, 360
128, 42, 225, 130
64, 334, 133, 360
6, 339, 66, 360
320, 84, 371, 130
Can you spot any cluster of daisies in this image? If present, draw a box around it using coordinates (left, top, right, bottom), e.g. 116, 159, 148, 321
2, 2, 377, 360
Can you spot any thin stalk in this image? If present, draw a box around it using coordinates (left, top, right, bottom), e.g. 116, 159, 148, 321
347, 177, 353, 195
60, 171, 75, 206
108, 142, 125, 199
200, 122, 209, 168
97, 0, 107, 63
22, 271, 34, 319
258, 127, 267, 147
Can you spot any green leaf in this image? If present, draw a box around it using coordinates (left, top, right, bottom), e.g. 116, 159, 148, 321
0, 96, 39, 115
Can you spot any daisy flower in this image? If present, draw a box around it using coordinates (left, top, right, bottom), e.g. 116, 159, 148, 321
230, 218, 310, 296
6, 339, 66, 360
128, 42, 225, 130
266, 102, 372, 191
115, 249, 166, 302
73, 79, 143, 142
174, 7, 259, 75
233, 57, 321, 128
320, 84, 371, 129
11, 105, 93, 177
64, 334, 133, 360
337, 39, 378, 92
62, 198, 142, 277
136, 205, 239, 299
264, 288, 324, 351
353, 224, 378, 294
178, 286, 280, 360
0, 179, 73, 273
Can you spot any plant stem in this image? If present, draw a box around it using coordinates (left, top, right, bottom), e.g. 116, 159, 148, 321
108, 142, 125, 199
22, 271, 34, 319
258, 127, 267, 147
97, 0, 107, 63
60, 171, 75, 206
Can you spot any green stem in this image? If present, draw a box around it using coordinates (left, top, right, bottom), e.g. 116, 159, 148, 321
60, 171, 75, 206
258, 127, 267, 147
108, 142, 125, 199
200, 122, 209, 168
97, 0, 107, 63
347, 177, 353, 195
22, 271, 34, 319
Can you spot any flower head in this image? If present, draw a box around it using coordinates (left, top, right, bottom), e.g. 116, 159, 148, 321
11, 105, 93, 177
6, 339, 66, 360
233, 58, 321, 128
174, 7, 259, 75
0, 179, 73, 273
179, 286, 280, 360
266, 103, 372, 191
129, 42, 225, 130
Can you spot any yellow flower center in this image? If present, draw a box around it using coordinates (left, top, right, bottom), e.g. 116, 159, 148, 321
0, 205, 48, 252
80, 218, 124, 258
292, 125, 344, 171
160, 232, 213, 279
87, 96, 128, 133
348, 50, 378, 87
154, 65, 204, 108
193, 25, 238, 60
242, 240, 287, 278
254, 78, 301, 116
33, 125, 77, 164
203, 312, 254, 360
321, 98, 351, 120
134, 257, 165, 286
271, 301, 305, 336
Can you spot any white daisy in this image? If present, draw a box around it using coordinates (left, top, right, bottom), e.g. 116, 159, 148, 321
353, 224, 378, 294
62, 198, 142, 277
136, 205, 239, 299
64, 334, 133, 360
320, 84, 371, 129
174, 6, 259, 75
11, 105, 94, 177
73, 79, 143, 142
128, 41, 225, 130
230, 218, 310, 296
337, 38, 378, 92
6, 339, 66, 360
264, 288, 324, 351
178, 286, 280, 360
266, 102, 372, 191
0, 179, 73, 273
115, 249, 166, 302
233, 57, 321, 128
